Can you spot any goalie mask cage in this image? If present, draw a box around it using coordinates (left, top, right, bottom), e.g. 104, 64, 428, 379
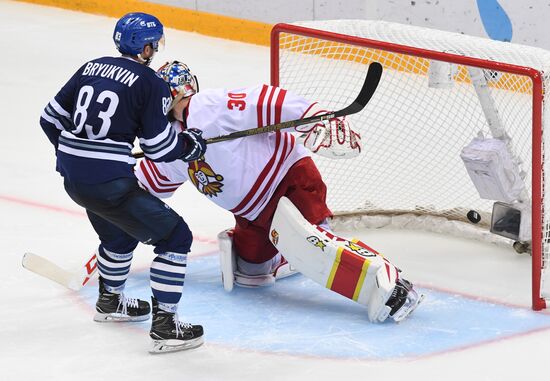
270, 21, 550, 310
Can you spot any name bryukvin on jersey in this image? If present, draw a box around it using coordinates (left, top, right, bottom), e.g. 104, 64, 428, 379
81, 62, 139, 87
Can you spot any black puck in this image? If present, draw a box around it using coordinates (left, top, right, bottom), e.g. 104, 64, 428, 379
467, 210, 481, 224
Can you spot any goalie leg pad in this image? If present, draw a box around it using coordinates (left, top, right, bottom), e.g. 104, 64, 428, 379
271, 197, 408, 323
218, 229, 237, 292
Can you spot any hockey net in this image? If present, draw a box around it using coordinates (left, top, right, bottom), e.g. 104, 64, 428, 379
270, 21, 550, 310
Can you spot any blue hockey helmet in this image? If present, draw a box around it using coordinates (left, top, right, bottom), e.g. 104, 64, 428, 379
113, 12, 164, 56
157, 61, 199, 109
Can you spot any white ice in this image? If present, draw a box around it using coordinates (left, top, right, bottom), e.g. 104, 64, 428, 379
1, 1, 550, 380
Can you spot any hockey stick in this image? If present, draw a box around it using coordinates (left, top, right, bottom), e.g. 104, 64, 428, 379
131, 62, 383, 158
22, 252, 97, 291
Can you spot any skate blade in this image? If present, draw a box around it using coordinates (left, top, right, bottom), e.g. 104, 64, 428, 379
393, 293, 425, 323
93, 312, 149, 323
149, 337, 204, 354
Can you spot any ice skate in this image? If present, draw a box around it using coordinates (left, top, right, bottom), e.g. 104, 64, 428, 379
149, 297, 204, 354
94, 277, 151, 322
385, 278, 424, 322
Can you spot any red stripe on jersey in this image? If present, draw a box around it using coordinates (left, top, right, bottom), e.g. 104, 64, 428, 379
238, 133, 290, 218
330, 248, 366, 299
230, 131, 282, 214
275, 89, 287, 123
256, 85, 269, 128
146, 160, 172, 182
140, 161, 181, 194
266, 86, 276, 125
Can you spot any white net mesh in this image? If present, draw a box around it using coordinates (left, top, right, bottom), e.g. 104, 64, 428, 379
274, 20, 550, 306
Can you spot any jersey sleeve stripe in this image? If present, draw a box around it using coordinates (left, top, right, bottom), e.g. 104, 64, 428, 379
146, 160, 176, 183
256, 85, 269, 127
40, 111, 65, 131
139, 127, 178, 160
265, 86, 277, 125
49, 98, 71, 118
138, 122, 172, 146
138, 160, 181, 194
274, 88, 287, 123
44, 104, 73, 130
145, 159, 184, 186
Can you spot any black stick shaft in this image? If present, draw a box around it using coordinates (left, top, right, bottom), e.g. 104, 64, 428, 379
132, 62, 383, 158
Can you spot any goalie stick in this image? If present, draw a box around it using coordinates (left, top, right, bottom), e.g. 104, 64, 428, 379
132, 61, 383, 158
22, 252, 97, 291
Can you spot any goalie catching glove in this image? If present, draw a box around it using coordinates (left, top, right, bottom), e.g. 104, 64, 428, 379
299, 116, 361, 159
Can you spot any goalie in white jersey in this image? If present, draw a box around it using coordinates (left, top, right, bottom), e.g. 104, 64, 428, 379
135, 61, 422, 323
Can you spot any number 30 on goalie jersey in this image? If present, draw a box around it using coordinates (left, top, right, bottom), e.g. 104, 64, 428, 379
223, 86, 362, 159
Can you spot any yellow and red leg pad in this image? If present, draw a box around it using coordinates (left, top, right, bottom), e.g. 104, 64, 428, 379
270, 197, 399, 322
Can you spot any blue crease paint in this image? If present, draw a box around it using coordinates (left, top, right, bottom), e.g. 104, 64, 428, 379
80, 255, 550, 359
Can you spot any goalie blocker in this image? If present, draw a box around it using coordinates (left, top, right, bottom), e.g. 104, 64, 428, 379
270, 197, 423, 323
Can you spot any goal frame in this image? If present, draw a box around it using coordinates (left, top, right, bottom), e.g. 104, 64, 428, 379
270, 22, 545, 311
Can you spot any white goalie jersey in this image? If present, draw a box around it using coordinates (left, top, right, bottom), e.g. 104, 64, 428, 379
135, 85, 321, 221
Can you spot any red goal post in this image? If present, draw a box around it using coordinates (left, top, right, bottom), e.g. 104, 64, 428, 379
270, 21, 546, 310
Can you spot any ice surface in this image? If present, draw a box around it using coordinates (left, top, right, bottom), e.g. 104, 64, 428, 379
2, 2, 550, 380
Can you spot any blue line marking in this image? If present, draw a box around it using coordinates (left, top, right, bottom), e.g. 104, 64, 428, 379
477, 0, 513, 42
80, 254, 550, 359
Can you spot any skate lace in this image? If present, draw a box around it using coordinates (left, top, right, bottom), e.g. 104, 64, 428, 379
173, 313, 193, 337
118, 294, 139, 315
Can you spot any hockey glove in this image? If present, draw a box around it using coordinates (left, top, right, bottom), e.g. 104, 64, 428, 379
180, 128, 207, 162
302, 117, 362, 159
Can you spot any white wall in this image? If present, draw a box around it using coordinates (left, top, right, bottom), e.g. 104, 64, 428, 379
147, 0, 550, 50
148, 0, 368, 23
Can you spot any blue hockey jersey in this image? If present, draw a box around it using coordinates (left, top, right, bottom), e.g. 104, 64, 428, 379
40, 56, 184, 184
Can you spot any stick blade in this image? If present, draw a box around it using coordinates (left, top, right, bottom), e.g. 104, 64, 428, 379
22, 252, 85, 291
336, 61, 383, 117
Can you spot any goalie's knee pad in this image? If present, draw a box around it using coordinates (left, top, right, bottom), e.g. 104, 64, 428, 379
270, 196, 423, 323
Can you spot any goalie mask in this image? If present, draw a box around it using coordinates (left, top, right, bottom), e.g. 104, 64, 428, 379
157, 61, 199, 110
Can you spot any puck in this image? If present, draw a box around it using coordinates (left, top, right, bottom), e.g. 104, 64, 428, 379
467, 210, 481, 224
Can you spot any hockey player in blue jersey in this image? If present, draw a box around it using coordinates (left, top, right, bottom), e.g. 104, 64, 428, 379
40, 12, 205, 353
